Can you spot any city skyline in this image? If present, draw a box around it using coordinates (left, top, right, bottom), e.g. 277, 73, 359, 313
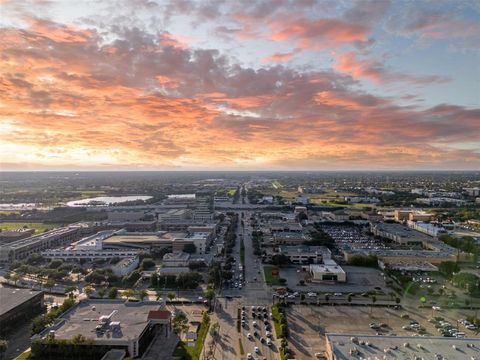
0, 0, 479, 171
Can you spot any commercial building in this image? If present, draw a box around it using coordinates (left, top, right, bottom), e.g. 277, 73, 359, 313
158, 209, 192, 222
194, 191, 214, 221
407, 220, 446, 237
36, 300, 171, 359
269, 222, 303, 233
408, 211, 434, 222
272, 232, 307, 245
370, 222, 430, 245
278, 245, 329, 264
111, 256, 140, 276
325, 333, 480, 360
309, 259, 346, 282
0, 228, 35, 244
0, 226, 84, 263
160, 252, 190, 275
0, 288, 44, 336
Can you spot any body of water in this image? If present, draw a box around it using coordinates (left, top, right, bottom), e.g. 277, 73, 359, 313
66, 195, 152, 207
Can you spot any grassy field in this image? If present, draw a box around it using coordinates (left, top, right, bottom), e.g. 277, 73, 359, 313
271, 180, 283, 189
227, 188, 236, 197
263, 265, 281, 286
173, 313, 210, 360
0, 222, 62, 233
15, 351, 31, 360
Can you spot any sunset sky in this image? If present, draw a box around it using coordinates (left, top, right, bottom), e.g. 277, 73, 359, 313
0, 0, 479, 170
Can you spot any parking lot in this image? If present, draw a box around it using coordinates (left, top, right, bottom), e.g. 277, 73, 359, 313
279, 265, 386, 293
285, 304, 480, 359
240, 305, 278, 360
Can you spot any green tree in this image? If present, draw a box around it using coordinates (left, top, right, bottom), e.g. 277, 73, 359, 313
183, 243, 197, 254
97, 288, 106, 298
151, 273, 159, 287
347, 294, 353, 305
108, 287, 118, 299
172, 312, 189, 337
45, 279, 55, 292
11, 273, 20, 286
0, 339, 7, 360
138, 289, 148, 301
84, 286, 94, 297
167, 291, 176, 303
123, 288, 135, 300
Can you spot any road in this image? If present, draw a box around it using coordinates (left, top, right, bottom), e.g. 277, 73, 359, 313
204, 205, 278, 360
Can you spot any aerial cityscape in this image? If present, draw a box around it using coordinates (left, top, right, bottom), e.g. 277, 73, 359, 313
0, 0, 480, 360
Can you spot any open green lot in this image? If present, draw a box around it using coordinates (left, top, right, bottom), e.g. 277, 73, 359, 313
263, 265, 281, 286
0, 222, 62, 233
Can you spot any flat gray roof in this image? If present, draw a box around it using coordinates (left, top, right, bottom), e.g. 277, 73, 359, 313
327, 333, 480, 359
52, 300, 164, 341
0, 287, 43, 316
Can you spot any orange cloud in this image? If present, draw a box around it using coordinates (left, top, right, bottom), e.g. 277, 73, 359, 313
269, 18, 369, 49
0, 19, 477, 170
335, 51, 450, 85
262, 51, 297, 63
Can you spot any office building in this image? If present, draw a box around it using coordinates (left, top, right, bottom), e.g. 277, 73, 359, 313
309, 259, 346, 282
0, 288, 44, 336
0, 226, 84, 263
35, 300, 171, 359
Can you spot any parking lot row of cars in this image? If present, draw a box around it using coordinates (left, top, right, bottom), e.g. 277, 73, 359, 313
242, 305, 275, 360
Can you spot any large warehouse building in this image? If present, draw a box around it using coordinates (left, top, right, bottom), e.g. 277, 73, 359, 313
0, 287, 44, 336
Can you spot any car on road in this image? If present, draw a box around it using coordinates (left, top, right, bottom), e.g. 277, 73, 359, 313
266, 338, 272, 346
255, 346, 260, 354
307, 292, 317, 297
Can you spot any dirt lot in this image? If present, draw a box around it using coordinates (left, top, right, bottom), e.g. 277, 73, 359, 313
286, 304, 480, 360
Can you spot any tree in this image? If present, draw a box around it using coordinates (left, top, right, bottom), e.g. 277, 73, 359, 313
48, 260, 63, 269
97, 288, 106, 298
347, 294, 353, 305
140, 258, 155, 271
0, 339, 7, 360
11, 273, 20, 286
205, 288, 215, 302
300, 293, 305, 302
65, 286, 77, 298
84, 286, 94, 297
139, 289, 148, 301
156, 291, 163, 301
167, 291, 176, 303
325, 294, 330, 305
108, 287, 118, 299
151, 273, 159, 287
123, 289, 135, 300
172, 312, 189, 338
183, 243, 197, 254
45, 279, 55, 292
395, 297, 401, 305
438, 261, 460, 278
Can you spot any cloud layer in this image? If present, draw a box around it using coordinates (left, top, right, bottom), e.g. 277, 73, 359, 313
0, 1, 479, 170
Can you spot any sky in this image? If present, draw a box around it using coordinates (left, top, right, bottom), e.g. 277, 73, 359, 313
0, 0, 479, 171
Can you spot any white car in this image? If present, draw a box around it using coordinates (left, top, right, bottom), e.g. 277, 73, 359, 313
247, 353, 253, 360
266, 338, 272, 346
247, 333, 253, 340
307, 292, 317, 297
255, 346, 260, 353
